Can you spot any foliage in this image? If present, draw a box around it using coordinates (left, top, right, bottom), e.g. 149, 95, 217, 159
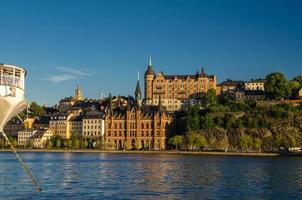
265, 72, 291, 100
168, 135, 184, 150
29, 102, 45, 117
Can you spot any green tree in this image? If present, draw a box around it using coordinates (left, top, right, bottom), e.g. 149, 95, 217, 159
95, 139, 104, 149
186, 106, 201, 131
81, 140, 88, 148
27, 139, 34, 148
73, 138, 80, 149
200, 115, 215, 129
253, 138, 262, 152
67, 140, 72, 149
201, 89, 217, 108
46, 140, 52, 149
168, 135, 184, 150
56, 138, 62, 149
29, 102, 45, 117
265, 72, 290, 100
239, 134, 253, 151
195, 134, 207, 150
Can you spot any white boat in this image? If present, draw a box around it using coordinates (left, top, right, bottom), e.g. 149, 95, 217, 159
0, 64, 27, 130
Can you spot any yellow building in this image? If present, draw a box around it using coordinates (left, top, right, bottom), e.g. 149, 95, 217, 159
31, 128, 53, 148
82, 109, 104, 139
49, 113, 75, 139
144, 57, 216, 111
216, 80, 244, 95
244, 79, 266, 91
299, 88, 302, 100
59, 85, 85, 112
69, 116, 83, 138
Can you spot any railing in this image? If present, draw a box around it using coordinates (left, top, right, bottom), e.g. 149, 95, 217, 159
0, 75, 24, 89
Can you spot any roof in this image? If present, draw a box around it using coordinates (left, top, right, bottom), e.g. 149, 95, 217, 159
145, 65, 155, 76
69, 116, 83, 121
217, 80, 244, 86
34, 116, 50, 124
135, 80, 141, 95
83, 109, 103, 119
246, 79, 266, 83
32, 129, 51, 139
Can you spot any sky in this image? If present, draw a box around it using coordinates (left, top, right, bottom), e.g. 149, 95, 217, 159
0, 0, 301, 106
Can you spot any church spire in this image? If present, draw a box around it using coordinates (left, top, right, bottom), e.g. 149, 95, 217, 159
145, 55, 155, 76
74, 85, 84, 101
149, 55, 152, 66
135, 80, 142, 101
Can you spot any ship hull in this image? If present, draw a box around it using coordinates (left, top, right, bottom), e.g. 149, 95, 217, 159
0, 96, 27, 130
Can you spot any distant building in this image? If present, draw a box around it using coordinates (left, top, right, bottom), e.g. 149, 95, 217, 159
59, 85, 85, 112
31, 128, 53, 148
299, 88, 302, 100
69, 116, 82, 138
18, 128, 53, 148
49, 113, 75, 139
82, 108, 104, 140
216, 80, 244, 95
33, 116, 50, 129
18, 129, 36, 147
3, 118, 23, 138
244, 79, 266, 91
144, 57, 217, 111
104, 80, 173, 150
235, 90, 266, 101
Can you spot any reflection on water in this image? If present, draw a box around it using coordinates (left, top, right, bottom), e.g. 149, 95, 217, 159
0, 153, 302, 199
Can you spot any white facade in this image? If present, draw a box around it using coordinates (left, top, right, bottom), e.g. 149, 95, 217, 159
18, 130, 36, 146
82, 118, 105, 138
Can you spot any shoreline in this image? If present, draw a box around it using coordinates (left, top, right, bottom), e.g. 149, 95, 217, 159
0, 149, 281, 156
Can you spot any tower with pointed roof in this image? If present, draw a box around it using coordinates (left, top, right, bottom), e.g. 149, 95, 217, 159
135, 79, 142, 107
144, 56, 155, 104
74, 85, 85, 101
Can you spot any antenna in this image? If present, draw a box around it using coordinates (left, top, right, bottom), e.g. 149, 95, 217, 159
137, 70, 140, 81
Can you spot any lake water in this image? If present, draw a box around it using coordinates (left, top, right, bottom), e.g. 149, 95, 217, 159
0, 152, 302, 200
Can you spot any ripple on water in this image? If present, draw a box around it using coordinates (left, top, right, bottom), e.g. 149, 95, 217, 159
0, 153, 302, 199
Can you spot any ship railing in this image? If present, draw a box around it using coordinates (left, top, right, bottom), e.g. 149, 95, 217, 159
0, 75, 24, 90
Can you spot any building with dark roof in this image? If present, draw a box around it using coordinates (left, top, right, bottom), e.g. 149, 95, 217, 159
104, 80, 173, 150
31, 128, 53, 148
144, 57, 217, 111
216, 79, 244, 95
244, 79, 266, 91
82, 108, 104, 139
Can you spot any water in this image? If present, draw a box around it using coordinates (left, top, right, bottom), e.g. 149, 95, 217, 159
0, 153, 302, 200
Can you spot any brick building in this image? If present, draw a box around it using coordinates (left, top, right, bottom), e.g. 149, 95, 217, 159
144, 57, 217, 111
104, 80, 173, 150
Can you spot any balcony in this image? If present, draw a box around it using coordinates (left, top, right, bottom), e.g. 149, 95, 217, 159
0, 65, 25, 90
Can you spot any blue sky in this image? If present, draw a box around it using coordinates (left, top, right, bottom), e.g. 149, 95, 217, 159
0, 0, 301, 105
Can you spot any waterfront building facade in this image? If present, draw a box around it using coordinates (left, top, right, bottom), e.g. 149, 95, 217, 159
18, 129, 36, 147
104, 81, 173, 150
31, 128, 53, 148
82, 109, 104, 139
69, 116, 82, 137
144, 57, 217, 111
49, 113, 75, 139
